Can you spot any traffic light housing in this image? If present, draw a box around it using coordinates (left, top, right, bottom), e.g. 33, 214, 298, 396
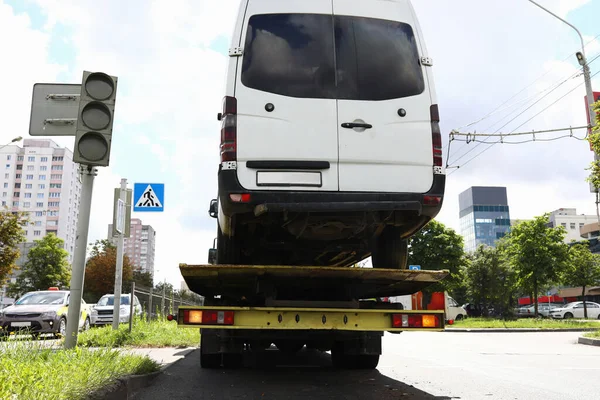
73, 71, 118, 166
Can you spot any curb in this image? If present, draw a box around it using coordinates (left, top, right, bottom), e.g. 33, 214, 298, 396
445, 328, 599, 333
87, 348, 196, 400
578, 336, 600, 346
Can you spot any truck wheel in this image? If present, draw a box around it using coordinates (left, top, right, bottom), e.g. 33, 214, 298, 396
217, 224, 240, 264
200, 351, 221, 368
200, 330, 221, 368
275, 340, 304, 354
222, 353, 243, 369
371, 227, 408, 269
353, 355, 379, 369
332, 352, 379, 370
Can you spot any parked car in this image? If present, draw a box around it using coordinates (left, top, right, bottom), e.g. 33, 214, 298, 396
90, 294, 142, 326
549, 301, 600, 319
515, 303, 561, 318
0, 289, 91, 338
446, 295, 467, 321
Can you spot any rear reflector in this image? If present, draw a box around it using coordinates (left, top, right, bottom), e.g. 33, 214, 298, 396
183, 309, 235, 325
392, 313, 441, 328
423, 195, 442, 206
220, 96, 237, 162
229, 193, 251, 203
431, 104, 443, 167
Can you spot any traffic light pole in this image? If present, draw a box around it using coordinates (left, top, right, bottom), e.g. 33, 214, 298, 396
112, 178, 128, 330
64, 165, 97, 349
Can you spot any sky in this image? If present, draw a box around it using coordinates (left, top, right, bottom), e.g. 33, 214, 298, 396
0, 0, 599, 287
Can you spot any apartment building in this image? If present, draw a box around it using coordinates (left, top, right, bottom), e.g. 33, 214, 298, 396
108, 218, 156, 276
0, 139, 81, 263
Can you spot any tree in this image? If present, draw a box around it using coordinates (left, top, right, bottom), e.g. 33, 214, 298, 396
503, 215, 568, 316
0, 210, 27, 285
561, 243, 600, 318
129, 270, 153, 290
154, 280, 174, 296
586, 100, 600, 188
83, 239, 133, 302
464, 244, 516, 317
407, 220, 468, 301
8, 233, 70, 297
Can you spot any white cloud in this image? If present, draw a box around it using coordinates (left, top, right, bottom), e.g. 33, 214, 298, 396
0, 1, 67, 144
4, 0, 599, 289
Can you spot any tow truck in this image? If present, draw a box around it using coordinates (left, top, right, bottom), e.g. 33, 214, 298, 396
174, 263, 448, 369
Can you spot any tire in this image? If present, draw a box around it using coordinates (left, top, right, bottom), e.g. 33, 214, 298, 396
332, 352, 379, 370
216, 223, 240, 265
275, 340, 305, 355
354, 355, 380, 370
564, 312, 573, 319
222, 353, 243, 369
83, 318, 91, 332
200, 331, 221, 369
56, 317, 67, 338
200, 351, 221, 369
455, 314, 463, 321
371, 227, 408, 269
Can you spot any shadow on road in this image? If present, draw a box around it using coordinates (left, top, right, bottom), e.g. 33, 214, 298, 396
134, 348, 454, 400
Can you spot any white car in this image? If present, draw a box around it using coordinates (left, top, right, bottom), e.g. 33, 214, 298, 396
549, 301, 600, 319
90, 294, 142, 326
445, 295, 467, 321
210, 0, 444, 270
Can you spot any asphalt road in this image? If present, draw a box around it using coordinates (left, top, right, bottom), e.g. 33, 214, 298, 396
133, 331, 600, 400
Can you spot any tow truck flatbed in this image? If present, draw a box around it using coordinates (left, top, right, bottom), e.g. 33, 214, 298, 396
180, 264, 449, 302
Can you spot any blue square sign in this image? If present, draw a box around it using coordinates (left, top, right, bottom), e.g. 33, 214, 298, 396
133, 183, 164, 212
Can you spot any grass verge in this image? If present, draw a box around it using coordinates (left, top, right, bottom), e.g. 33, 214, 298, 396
77, 316, 200, 348
0, 341, 159, 400
450, 317, 600, 329
583, 330, 600, 338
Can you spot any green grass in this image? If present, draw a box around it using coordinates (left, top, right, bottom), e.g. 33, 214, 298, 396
583, 330, 600, 338
77, 316, 200, 348
0, 341, 159, 400
450, 317, 600, 329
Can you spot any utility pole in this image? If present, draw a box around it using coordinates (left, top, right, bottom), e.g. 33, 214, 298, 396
64, 165, 97, 349
29, 70, 118, 349
112, 178, 128, 330
528, 0, 598, 223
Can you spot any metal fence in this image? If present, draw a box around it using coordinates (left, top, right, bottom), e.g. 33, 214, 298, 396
133, 284, 204, 320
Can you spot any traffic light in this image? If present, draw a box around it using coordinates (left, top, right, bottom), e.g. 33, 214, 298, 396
73, 71, 118, 166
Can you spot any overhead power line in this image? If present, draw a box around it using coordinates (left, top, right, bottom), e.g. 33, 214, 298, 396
455, 33, 600, 131
445, 47, 600, 162
447, 68, 600, 175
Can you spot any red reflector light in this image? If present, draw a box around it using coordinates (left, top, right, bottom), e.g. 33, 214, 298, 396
430, 104, 440, 123
229, 193, 251, 203
392, 313, 440, 328
220, 97, 237, 163
48, 287, 59, 291
423, 195, 442, 206
431, 104, 443, 167
183, 309, 234, 325
223, 96, 237, 115
167, 314, 174, 321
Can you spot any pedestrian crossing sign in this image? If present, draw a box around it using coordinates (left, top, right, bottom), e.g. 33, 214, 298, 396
133, 183, 164, 212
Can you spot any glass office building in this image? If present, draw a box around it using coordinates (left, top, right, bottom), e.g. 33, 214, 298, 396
459, 186, 511, 253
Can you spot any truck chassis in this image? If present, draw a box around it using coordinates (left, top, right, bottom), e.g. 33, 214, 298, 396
177, 264, 448, 369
